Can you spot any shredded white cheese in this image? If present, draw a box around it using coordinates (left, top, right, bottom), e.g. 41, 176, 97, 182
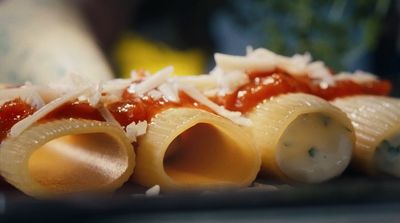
128, 66, 173, 96
217, 47, 373, 88
145, 185, 160, 196
0, 87, 45, 109
334, 70, 378, 84
147, 89, 163, 100
98, 106, 121, 126
210, 67, 250, 96
158, 82, 179, 102
178, 84, 252, 126
102, 79, 134, 104
126, 121, 148, 142
214, 53, 276, 72
174, 75, 218, 92
78, 83, 103, 107
307, 61, 335, 86
9, 86, 92, 137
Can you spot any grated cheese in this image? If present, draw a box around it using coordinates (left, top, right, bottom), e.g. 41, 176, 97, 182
78, 83, 103, 107
145, 185, 160, 196
129, 66, 173, 96
307, 61, 335, 86
174, 75, 218, 92
178, 84, 252, 126
158, 82, 179, 102
214, 53, 276, 72
10, 86, 92, 137
147, 89, 163, 100
333, 70, 378, 84
98, 106, 121, 126
0, 87, 45, 109
125, 121, 148, 142
210, 67, 249, 96
102, 79, 134, 104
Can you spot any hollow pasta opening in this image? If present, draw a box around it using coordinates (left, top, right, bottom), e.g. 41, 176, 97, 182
276, 112, 353, 183
28, 133, 129, 193
163, 123, 252, 187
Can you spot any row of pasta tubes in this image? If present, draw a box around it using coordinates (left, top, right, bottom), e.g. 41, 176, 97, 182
0, 48, 399, 198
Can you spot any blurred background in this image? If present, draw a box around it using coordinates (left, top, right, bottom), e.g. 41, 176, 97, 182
80, 0, 400, 94
1, 0, 400, 93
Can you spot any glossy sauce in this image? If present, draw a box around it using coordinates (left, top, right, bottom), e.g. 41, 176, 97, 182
305, 77, 391, 101
107, 89, 212, 127
213, 70, 391, 113
0, 98, 36, 141
44, 101, 103, 121
0, 71, 391, 142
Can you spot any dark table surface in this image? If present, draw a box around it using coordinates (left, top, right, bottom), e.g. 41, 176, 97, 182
2, 175, 400, 223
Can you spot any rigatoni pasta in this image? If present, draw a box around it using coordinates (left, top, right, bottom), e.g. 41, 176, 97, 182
0, 118, 135, 198
247, 93, 354, 183
133, 108, 261, 190
0, 45, 396, 198
333, 96, 400, 176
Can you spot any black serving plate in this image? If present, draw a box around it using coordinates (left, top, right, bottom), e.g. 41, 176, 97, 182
2, 175, 400, 223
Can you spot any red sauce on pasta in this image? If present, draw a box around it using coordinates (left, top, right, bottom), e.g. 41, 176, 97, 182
304, 77, 391, 101
213, 70, 391, 113
44, 101, 103, 121
107, 90, 212, 127
0, 70, 391, 142
0, 98, 36, 141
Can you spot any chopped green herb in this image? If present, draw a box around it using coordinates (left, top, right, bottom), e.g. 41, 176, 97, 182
283, 141, 291, 148
344, 126, 352, 132
308, 147, 317, 157
380, 140, 400, 155
322, 116, 331, 127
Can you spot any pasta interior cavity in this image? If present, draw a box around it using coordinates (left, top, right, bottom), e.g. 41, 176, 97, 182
29, 132, 128, 193
133, 108, 260, 190
0, 119, 135, 197
164, 123, 253, 186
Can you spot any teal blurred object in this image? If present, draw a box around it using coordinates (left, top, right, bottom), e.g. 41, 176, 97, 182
212, 0, 390, 72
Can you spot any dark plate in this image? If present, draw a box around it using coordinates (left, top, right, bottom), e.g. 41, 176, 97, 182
2, 175, 400, 223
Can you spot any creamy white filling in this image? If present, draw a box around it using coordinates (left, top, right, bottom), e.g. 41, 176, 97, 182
276, 112, 353, 183
374, 132, 400, 177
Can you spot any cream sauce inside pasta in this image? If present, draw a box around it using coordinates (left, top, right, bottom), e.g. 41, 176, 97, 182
276, 112, 353, 183
375, 132, 400, 177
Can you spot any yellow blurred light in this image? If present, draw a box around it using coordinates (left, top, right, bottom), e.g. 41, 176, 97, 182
114, 34, 206, 77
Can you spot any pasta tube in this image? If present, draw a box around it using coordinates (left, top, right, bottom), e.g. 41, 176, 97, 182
247, 93, 354, 183
333, 96, 400, 176
0, 119, 135, 198
133, 108, 261, 190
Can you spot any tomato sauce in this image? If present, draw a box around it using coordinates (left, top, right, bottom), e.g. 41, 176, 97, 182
0, 70, 391, 142
213, 70, 391, 113
0, 98, 36, 142
304, 77, 391, 101
44, 101, 104, 121
107, 89, 212, 127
